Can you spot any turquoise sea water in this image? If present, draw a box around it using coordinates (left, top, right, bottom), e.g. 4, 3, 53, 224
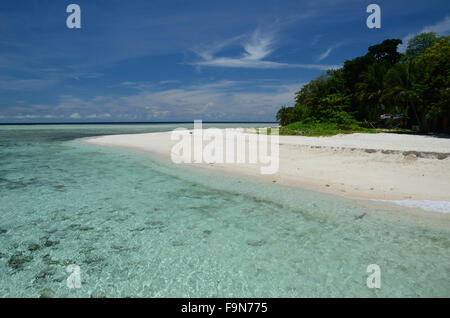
0, 124, 449, 297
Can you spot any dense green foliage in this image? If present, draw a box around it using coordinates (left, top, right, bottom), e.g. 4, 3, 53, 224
279, 120, 412, 137
276, 33, 450, 133
279, 121, 374, 136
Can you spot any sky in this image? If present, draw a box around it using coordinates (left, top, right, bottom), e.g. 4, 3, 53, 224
0, 0, 449, 123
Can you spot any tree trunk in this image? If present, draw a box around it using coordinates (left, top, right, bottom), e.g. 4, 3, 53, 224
410, 104, 421, 130
443, 115, 449, 133
432, 117, 438, 132
421, 114, 429, 133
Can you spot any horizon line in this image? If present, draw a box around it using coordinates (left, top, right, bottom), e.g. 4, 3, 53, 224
0, 121, 278, 125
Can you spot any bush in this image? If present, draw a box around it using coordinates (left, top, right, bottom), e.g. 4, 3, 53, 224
280, 121, 372, 136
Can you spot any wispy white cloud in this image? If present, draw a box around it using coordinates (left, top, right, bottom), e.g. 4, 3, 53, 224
317, 47, 333, 62
316, 42, 344, 62
86, 113, 112, 119
69, 113, 81, 119
243, 29, 274, 61
192, 29, 339, 70
194, 34, 247, 61
399, 16, 450, 52
159, 80, 180, 85
1, 80, 303, 121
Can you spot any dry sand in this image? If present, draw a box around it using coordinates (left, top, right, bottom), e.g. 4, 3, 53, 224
82, 130, 450, 212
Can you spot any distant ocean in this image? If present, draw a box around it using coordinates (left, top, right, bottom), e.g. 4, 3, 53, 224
0, 123, 449, 297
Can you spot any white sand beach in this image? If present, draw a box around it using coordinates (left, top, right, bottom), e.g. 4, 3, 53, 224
83, 130, 450, 211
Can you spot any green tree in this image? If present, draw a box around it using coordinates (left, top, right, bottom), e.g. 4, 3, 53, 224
355, 63, 388, 120
405, 32, 438, 61
368, 39, 403, 66
412, 36, 450, 132
315, 93, 355, 124
275, 36, 448, 133
382, 63, 421, 128
276, 105, 303, 126
295, 74, 329, 106
341, 55, 375, 92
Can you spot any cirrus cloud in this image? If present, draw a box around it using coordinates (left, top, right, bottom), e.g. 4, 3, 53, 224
192, 29, 340, 71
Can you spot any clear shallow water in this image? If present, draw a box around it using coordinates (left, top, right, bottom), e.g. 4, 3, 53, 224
0, 124, 449, 298
377, 200, 450, 214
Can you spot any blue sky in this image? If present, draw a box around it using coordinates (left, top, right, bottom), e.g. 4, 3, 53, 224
0, 0, 449, 122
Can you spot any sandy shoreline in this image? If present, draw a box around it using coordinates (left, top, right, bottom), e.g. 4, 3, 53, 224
82, 130, 450, 212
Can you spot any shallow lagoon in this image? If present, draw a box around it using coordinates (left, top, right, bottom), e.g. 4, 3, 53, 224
0, 124, 449, 297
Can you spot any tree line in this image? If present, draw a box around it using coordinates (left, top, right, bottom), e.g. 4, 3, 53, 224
276, 33, 450, 133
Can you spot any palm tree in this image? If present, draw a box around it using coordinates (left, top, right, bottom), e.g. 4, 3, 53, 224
355, 63, 387, 121
276, 106, 295, 126
381, 63, 423, 130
